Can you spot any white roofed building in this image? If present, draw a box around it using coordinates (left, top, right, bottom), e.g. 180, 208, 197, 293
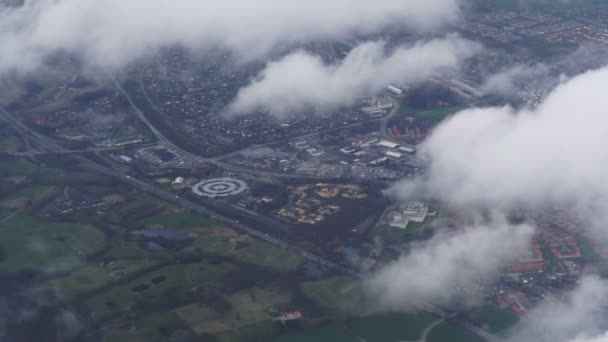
378, 140, 399, 149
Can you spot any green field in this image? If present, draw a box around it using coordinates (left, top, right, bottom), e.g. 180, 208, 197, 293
0, 134, 24, 152
42, 259, 158, 302
154, 177, 172, 185
87, 260, 235, 319
269, 312, 445, 342
0, 160, 41, 177
398, 104, 453, 125
144, 213, 304, 271
0, 214, 105, 272
272, 326, 357, 342
301, 276, 371, 315
101, 311, 185, 342
414, 108, 452, 124
1, 184, 54, 201
0, 159, 112, 186
218, 321, 279, 342
377, 222, 430, 245
0, 184, 57, 208
225, 238, 304, 272
143, 212, 214, 229
469, 305, 520, 334
428, 321, 486, 342
177, 287, 290, 335
0, 206, 11, 221
348, 312, 438, 342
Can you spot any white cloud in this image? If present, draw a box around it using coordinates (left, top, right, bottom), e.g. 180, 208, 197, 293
391, 67, 608, 227
508, 276, 608, 342
0, 0, 463, 75
481, 63, 550, 96
228, 35, 481, 117
366, 217, 534, 308
571, 334, 608, 342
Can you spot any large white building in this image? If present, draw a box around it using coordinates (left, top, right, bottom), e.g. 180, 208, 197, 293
388, 201, 430, 229
403, 202, 429, 223
389, 214, 409, 229
385, 151, 403, 159
386, 85, 404, 96
378, 140, 399, 149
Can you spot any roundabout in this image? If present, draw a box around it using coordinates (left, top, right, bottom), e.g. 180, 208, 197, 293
192, 178, 248, 198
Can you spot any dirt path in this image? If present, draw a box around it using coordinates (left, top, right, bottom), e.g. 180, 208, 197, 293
399, 318, 445, 342
419, 319, 444, 342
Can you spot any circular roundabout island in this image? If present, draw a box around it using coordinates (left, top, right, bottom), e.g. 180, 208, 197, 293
192, 178, 248, 198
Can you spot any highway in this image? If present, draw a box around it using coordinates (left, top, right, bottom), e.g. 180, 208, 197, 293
130, 70, 392, 180
0, 106, 358, 278
2, 144, 154, 157
115, 77, 329, 180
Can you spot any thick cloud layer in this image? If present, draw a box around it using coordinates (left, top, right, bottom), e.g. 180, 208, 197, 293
392, 67, 608, 223
481, 63, 550, 96
380, 56, 608, 342
228, 36, 481, 116
572, 333, 608, 342
508, 276, 608, 342
0, 0, 463, 75
367, 218, 534, 308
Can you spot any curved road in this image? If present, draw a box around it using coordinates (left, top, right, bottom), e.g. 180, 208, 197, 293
116, 78, 327, 179
0, 106, 357, 278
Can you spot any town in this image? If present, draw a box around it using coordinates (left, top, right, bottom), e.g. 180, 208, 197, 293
1, 1, 608, 342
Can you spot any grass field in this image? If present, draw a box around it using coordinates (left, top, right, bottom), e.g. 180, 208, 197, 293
0, 207, 11, 221
0, 214, 105, 273
414, 108, 452, 125
224, 238, 304, 272
398, 104, 453, 125
301, 276, 371, 315
0, 160, 64, 180
272, 326, 357, 342
348, 312, 438, 342
42, 259, 158, 302
101, 311, 185, 342
469, 305, 520, 334
111, 121, 156, 142
144, 213, 304, 271
427, 321, 486, 342
218, 320, 280, 342
0, 159, 112, 186
143, 212, 214, 229
0, 134, 24, 152
0, 184, 56, 208
0, 160, 41, 177
154, 177, 172, 185
177, 287, 289, 335
87, 260, 235, 319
